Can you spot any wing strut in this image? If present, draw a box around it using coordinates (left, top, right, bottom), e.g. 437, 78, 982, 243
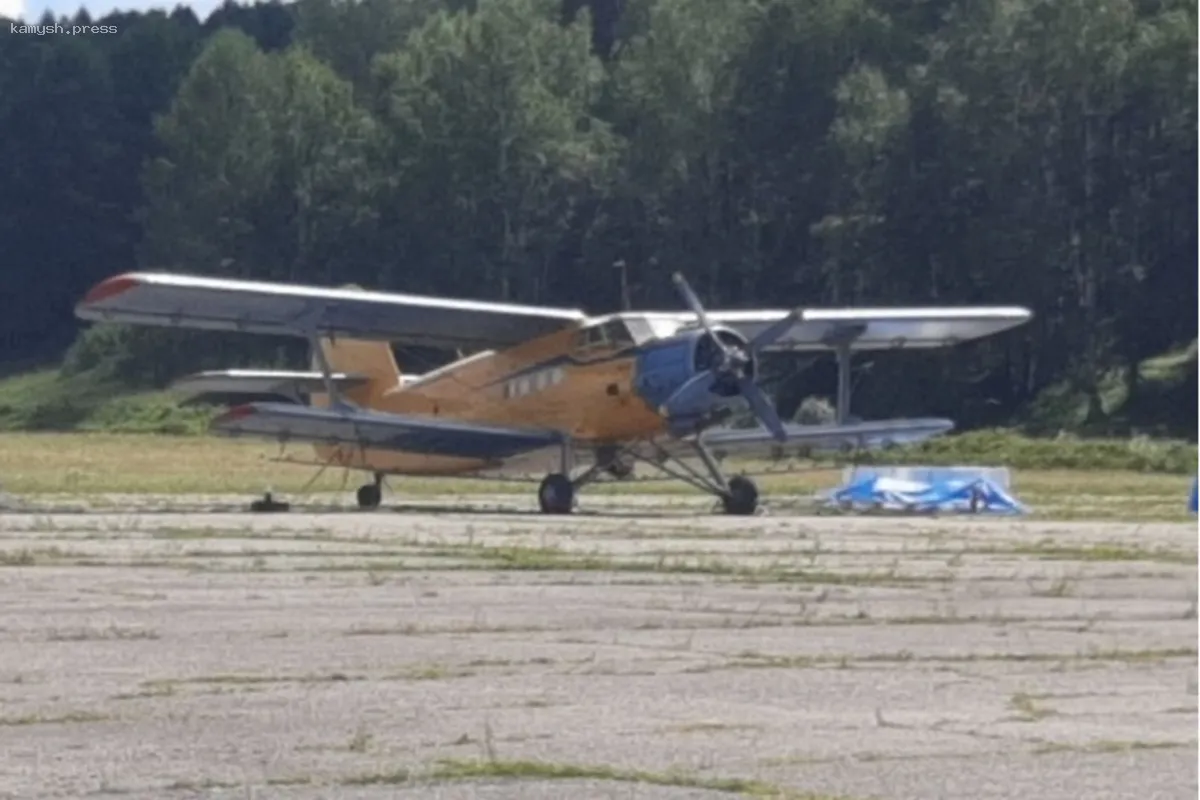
822, 323, 867, 425
836, 342, 852, 425
308, 331, 347, 408
292, 300, 352, 409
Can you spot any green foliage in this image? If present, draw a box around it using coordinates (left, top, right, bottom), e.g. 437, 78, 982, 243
850, 429, 1197, 475
793, 397, 836, 425
0, 0, 1195, 438
0, 370, 216, 435
1024, 340, 1198, 437
367, 0, 617, 298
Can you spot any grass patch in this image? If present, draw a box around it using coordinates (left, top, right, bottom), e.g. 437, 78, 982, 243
1003, 542, 1195, 565
1032, 739, 1196, 756
701, 646, 1197, 673
45, 626, 159, 641
345, 758, 841, 798
0, 432, 1194, 522
274, 542, 937, 586
1009, 692, 1057, 721
0, 540, 938, 585
0, 710, 109, 726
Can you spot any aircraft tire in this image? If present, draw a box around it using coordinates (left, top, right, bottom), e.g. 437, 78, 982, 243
356, 483, 381, 510
722, 475, 759, 516
538, 473, 574, 514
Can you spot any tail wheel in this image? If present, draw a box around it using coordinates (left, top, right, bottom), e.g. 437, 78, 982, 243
722, 475, 759, 516
538, 473, 575, 514
356, 483, 381, 510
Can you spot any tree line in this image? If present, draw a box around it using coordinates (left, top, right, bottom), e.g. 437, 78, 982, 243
1, 0, 1195, 436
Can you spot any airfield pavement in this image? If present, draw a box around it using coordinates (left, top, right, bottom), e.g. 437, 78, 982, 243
0, 494, 1195, 800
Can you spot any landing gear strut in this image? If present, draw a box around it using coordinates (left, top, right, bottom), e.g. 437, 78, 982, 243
534, 439, 760, 516
356, 472, 384, 510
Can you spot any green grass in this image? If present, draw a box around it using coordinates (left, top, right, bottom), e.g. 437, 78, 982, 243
0, 361, 1194, 521
0, 431, 1193, 521
343, 758, 838, 798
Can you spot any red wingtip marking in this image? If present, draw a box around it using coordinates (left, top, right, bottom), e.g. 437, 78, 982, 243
216, 404, 257, 424
80, 274, 140, 306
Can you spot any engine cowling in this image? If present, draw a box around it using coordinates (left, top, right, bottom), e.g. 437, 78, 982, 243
632, 327, 756, 428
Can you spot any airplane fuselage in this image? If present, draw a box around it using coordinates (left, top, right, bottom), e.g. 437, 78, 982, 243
311, 317, 744, 476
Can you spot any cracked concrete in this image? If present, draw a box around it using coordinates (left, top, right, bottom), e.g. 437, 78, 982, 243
0, 496, 1195, 799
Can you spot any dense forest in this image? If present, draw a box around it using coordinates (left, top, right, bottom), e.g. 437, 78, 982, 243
0, 0, 1195, 437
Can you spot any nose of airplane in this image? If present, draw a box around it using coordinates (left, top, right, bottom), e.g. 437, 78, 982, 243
632, 338, 695, 413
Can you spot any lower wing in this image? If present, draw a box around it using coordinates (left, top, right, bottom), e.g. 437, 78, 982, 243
697, 418, 954, 460
211, 402, 564, 461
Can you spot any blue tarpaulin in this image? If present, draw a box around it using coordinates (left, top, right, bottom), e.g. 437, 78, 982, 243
1189, 478, 1197, 514
825, 474, 1029, 515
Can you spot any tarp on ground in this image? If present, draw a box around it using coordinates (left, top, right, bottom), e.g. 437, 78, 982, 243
842, 465, 1014, 491
1189, 478, 1197, 514
825, 475, 1030, 515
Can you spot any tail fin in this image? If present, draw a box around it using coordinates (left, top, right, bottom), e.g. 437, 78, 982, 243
310, 337, 401, 408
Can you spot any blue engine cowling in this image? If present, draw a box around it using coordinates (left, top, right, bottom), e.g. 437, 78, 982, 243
632, 327, 756, 428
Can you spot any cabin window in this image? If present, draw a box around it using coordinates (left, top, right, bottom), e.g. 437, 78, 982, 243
575, 327, 605, 351
504, 365, 567, 400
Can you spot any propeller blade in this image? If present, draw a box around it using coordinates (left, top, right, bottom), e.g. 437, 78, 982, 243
738, 376, 788, 443
672, 272, 736, 364
672, 273, 712, 330
748, 308, 803, 352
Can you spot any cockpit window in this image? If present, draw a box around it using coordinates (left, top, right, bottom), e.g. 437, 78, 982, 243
575, 318, 638, 353
600, 320, 635, 348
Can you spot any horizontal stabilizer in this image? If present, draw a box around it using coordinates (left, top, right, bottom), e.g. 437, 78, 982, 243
701, 417, 954, 459
211, 402, 564, 461
171, 369, 372, 405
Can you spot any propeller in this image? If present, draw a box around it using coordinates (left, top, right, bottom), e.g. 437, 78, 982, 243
663, 273, 803, 443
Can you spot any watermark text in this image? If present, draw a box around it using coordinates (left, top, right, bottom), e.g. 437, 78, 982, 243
10, 22, 118, 35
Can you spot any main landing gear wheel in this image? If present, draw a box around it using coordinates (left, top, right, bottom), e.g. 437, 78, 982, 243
722, 475, 759, 516
538, 473, 575, 514
356, 474, 384, 510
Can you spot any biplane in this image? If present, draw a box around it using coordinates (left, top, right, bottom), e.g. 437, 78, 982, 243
75, 271, 1031, 515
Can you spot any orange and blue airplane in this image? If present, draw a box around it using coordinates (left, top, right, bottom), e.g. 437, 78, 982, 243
75, 271, 1031, 514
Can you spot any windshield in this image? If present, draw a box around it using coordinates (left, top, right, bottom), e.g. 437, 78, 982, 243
575, 317, 638, 352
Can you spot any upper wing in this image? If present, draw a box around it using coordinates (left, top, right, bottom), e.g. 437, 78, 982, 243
644, 307, 1032, 351
698, 417, 955, 459
212, 402, 564, 461
76, 272, 587, 351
